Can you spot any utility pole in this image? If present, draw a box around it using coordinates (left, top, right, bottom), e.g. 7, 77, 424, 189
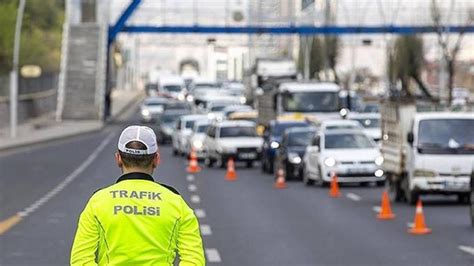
9, 0, 26, 138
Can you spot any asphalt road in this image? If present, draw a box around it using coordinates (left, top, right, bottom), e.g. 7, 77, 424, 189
0, 110, 473, 266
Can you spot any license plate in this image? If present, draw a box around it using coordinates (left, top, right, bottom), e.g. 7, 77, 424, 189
239, 153, 256, 159
347, 168, 367, 174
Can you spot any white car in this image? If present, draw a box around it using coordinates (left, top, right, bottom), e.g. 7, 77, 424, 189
140, 97, 168, 123
319, 120, 364, 131
203, 120, 263, 168
349, 113, 382, 142
184, 119, 211, 159
303, 129, 385, 186
172, 114, 208, 156
159, 76, 186, 100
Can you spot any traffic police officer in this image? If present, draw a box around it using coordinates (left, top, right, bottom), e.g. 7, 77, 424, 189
70, 126, 205, 265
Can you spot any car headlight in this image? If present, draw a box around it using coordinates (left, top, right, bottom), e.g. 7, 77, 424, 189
413, 169, 437, 178
240, 96, 247, 104
270, 141, 280, 149
141, 109, 150, 116
288, 152, 302, 164
163, 127, 173, 135
375, 156, 384, 166
178, 93, 185, 101
186, 95, 194, 102
324, 157, 337, 167
193, 140, 203, 149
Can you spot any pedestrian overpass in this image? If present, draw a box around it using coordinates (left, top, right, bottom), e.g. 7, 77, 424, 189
57, 0, 474, 121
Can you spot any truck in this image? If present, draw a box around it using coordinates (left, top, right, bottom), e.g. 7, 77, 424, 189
257, 81, 343, 126
244, 58, 298, 105
381, 97, 474, 205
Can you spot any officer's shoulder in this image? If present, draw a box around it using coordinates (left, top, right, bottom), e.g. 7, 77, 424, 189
156, 182, 181, 195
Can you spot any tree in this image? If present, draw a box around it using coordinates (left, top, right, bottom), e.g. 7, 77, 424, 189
323, 35, 340, 84
390, 35, 434, 100
431, 0, 474, 104
309, 37, 323, 79
0, 0, 64, 74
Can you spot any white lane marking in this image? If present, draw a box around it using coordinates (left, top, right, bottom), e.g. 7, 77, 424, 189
205, 248, 222, 263
186, 175, 195, 182
407, 222, 414, 228
18, 132, 115, 218
346, 193, 361, 201
188, 184, 197, 192
372, 206, 381, 213
458, 245, 474, 256
194, 209, 206, 218
200, 224, 212, 236
191, 195, 201, 203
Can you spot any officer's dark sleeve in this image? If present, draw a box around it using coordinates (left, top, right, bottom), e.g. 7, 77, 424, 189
177, 199, 205, 266
70, 197, 99, 266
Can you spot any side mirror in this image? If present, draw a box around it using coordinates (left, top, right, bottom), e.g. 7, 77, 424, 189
407, 132, 414, 145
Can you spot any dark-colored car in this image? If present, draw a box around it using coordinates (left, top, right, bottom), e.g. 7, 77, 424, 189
261, 120, 309, 174
275, 127, 317, 180
164, 101, 193, 112
156, 110, 191, 144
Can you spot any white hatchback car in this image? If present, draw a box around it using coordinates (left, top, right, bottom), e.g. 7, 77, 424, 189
349, 113, 382, 142
172, 114, 208, 156
302, 129, 385, 186
203, 120, 263, 168
319, 120, 363, 131
184, 119, 211, 159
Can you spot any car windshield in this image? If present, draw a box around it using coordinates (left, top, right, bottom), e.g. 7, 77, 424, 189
185, 120, 195, 129
166, 103, 189, 110
220, 126, 257, 138
272, 123, 307, 137
362, 104, 380, 113
288, 131, 314, 146
326, 125, 359, 130
144, 100, 166, 106
210, 105, 226, 112
282, 91, 339, 112
352, 118, 380, 128
417, 119, 474, 154
196, 124, 209, 133
163, 85, 182, 92
195, 83, 219, 89
325, 133, 375, 149
160, 114, 181, 124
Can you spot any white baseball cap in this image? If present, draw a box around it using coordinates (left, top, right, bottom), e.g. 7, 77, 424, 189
118, 126, 158, 155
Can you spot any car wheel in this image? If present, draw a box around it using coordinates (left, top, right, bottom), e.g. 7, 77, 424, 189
388, 177, 403, 203
261, 158, 267, 173
317, 167, 329, 187
457, 194, 469, 204
303, 168, 314, 186
246, 161, 254, 168
217, 156, 226, 168
268, 160, 274, 174
400, 176, 418, 205
205, 156, 214, 168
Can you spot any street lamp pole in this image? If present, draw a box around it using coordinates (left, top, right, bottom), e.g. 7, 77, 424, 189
9, 0, 26, 138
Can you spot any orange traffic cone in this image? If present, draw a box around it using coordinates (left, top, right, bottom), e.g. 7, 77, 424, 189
329, 172, 341, 198
225, 158, 237, 181
408, 200, 432, 235
274, 168, 287, 189
377, 191, 395, 220
186, 149, 201, 173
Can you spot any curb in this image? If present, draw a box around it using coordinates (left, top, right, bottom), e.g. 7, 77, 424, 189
0, 91, 144, 152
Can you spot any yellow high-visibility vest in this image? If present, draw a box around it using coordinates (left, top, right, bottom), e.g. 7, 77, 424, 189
70, 172, 205, 266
